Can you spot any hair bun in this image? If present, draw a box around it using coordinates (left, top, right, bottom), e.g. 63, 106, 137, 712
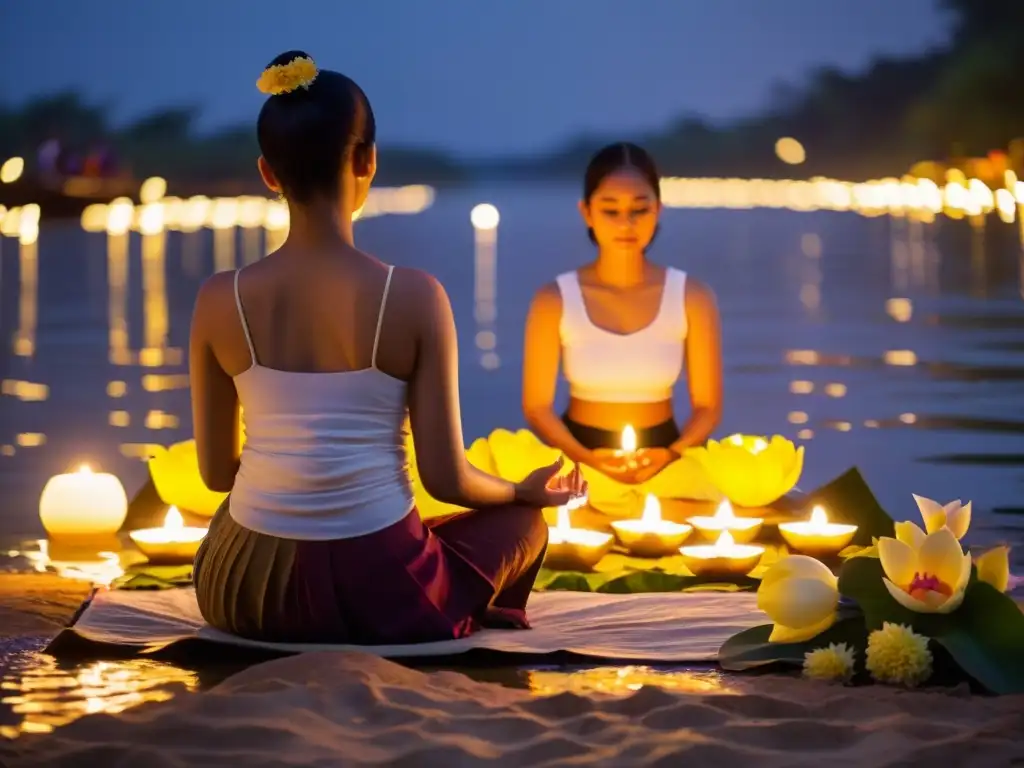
257, 52, 319, 96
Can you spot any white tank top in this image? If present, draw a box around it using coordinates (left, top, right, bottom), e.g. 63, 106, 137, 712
228, 266, 414, 540
557, 268, 687, 404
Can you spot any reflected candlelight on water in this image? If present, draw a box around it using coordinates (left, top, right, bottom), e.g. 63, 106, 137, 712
107, 218, 131, 366
14, 221, 38, 358
471, 203, 500, 370
789, 380, 814, 395
884, 350, 918, 366
141, 206, 170, 365
885, 298, 913, 323
824, 383, 847, 398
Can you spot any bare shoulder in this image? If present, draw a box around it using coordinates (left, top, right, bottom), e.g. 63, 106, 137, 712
684, 275, 718, 314
389, 266, 450, 308
192, 271, 236, 327
528, 280, 563, 316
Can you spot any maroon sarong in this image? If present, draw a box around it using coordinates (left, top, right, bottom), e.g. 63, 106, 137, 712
193, 500, 549, 645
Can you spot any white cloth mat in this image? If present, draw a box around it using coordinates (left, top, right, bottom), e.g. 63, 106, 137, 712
66, 587, 764, 662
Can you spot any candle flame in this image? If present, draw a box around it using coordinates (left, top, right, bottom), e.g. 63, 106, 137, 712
77, 464, 92, 475
641, 494, 661, 524
714, 499, 736, 521
752, 438, 768, 454
164, 506, 184, 530
716, 530, 737, 547
555, 506, 571, 531
621, 425, 637, 453
810, 506, 828, 525
729, 435, 744, 446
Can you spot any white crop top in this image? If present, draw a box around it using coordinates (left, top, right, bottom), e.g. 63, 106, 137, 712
557, 268, 687, 404
228, 266, 415, 541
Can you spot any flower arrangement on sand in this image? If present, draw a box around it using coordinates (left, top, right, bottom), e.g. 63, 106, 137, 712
720, 494, 1024, 694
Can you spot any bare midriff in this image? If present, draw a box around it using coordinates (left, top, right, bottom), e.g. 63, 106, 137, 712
566, 398, 674, 431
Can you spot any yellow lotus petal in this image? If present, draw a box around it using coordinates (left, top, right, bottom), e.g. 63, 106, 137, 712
945, 501, 971, 540
976, 546, 1010, 593
767, 611, 836, 644
759, 554, 837, 593
643, 453, 718, 501
757, 576, 838, 630
148, 439, 228, 517
878, 536, 917, 586
465, 436, 498, 475
895, 521, 927, 549
954, 550, 972, 592
916, 527, 965, 588
883, 577, 935, 612
913, 494, 950, 534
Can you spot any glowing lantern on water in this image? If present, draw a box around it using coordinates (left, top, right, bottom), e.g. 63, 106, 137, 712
39, 464, 128, 537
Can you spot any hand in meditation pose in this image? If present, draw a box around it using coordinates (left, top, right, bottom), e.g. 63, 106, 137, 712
522, 143, 724, 484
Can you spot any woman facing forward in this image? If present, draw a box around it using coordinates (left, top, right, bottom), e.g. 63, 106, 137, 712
190, 51, 584, 645
522, 143, 723, 485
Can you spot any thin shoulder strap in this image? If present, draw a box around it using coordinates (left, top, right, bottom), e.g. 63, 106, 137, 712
555, 271, 587, 325
370, 265, 395, 370
233, 269, 258, 366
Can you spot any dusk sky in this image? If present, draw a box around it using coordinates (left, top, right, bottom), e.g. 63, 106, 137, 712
1, 0, 950, 157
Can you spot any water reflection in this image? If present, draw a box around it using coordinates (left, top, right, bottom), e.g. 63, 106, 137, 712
0, 651, 199, 738
471, 203, 501, 371
527, 665, 735, 697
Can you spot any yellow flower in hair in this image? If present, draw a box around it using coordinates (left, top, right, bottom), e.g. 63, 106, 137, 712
257, 56, 318, 95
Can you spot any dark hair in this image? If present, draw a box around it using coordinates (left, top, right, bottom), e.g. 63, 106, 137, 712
582, 142, 662, 245
256, 50, 376, 203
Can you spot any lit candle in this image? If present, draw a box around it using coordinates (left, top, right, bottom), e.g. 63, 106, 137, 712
545, 504, 614, 572
679, 530, 765, 578
687, 499, 763, 544
610, 494, 693, 558
39, 464, 128, 538
128, 506, 208, 564
778, 505, 858, 558
616, 424, 638, 470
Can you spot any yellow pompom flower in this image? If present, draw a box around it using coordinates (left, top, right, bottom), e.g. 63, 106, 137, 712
803, 642, 856, 682
257, 56, 319, 95
865, 622, 933, 687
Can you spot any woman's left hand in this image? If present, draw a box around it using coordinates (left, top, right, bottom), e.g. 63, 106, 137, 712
631, 447, 680, 484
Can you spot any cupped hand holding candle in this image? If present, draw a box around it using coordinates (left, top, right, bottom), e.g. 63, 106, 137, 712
129, 506, 208, 564
611, 494, 693, 558
688, 499, 763, 544
545, 504, 613, 571
679, 529, 765, 578
778, 505, 858, 558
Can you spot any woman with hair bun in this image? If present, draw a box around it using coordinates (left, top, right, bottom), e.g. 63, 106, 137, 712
522, 142, 724, 486
190, 52, 585, 644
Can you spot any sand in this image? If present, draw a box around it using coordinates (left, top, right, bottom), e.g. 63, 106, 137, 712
1, 651, 1022, 767
2, 575, 1024, 767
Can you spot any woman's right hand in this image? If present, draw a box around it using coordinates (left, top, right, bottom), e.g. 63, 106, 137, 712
589, 448, 639, 484
514, 457, 587, 508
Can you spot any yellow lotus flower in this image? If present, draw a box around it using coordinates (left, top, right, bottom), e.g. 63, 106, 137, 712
148, 440, 227, 517
803, 642, 856, 682
487, 429, 564, 483
975, 545, 1010, 593
403, 432, 495, 520
912, 494, 971, 539
865, 622, 932, 687
148, 411, 246, 518
879, 526, 971, 613
757, 555, 839, 643
693, 434, 803, 507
